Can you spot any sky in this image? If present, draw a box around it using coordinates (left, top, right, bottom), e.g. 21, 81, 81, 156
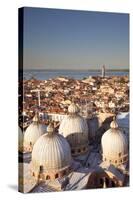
23, 7, 129, 70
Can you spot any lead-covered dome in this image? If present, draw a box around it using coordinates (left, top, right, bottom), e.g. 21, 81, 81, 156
31, 123, 72, 181
101, 119, 128, 166
24, 114, 45, 152
59, 102, 89, 156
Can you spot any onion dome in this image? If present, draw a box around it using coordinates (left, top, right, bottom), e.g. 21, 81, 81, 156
59, 102, 89, 156
101, 118, 128, 166
31, 123, 72, 181
19, 126, 23, 152
24, 114, 45, 152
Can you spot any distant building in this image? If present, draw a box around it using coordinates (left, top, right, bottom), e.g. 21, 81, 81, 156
102, 65, 106, 77
48, 113, 66, 122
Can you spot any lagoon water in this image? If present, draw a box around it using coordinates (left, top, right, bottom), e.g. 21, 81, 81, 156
23, 70, 129, 80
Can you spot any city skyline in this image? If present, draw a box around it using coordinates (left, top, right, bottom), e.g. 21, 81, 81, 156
23, 7, 129, 70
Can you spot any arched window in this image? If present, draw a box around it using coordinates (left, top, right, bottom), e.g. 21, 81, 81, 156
115, 160, 117, 164
78, 149, 81, 153
39, 165, 43, 173
105, 177, 109, 187
111, 180, 115, 187
55, 173, 59, 179
46, 175, 50, 180
32, 172, 35, 176
119, 152, 122, 157
99, 178, 103, 187
71, 150, 75, 154
83, 147, 86, 151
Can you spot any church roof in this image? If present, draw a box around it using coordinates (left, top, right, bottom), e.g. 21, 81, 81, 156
31, 124, 72, 173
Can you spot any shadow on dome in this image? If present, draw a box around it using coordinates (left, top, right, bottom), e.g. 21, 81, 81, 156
66, 132, 89, 156
96, 116, 114, 143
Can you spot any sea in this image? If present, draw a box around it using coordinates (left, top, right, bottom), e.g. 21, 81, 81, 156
23, 69, 129, 80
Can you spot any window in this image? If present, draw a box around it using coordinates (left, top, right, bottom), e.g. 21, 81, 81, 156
46, 175, 50, 180
39, 165, 43, 173
71, 150, 75, 154
55, 173, 59, 179
115, 160, 117, 164
78, 149, 81, 153
119, 152, 122, 157
105, 177, 109, 187
111, 180, 115, 187
32, 172, 35, 176
83, 147, 86, 151
99, 178, 103, 187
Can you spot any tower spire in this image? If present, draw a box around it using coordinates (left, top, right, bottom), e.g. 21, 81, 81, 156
102, 65, 105, 78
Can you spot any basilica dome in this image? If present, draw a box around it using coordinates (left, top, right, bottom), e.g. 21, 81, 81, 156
24, 114, 45, 152
31, 124, 72, 181
101, 119, 128, 166
59, 102, 89, 156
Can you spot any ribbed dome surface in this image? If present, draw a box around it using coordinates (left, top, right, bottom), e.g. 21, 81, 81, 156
101, 120, 128, 165
59, 115, 88, 146
32, 128, 71, 173
24, 115, 46, 151
24, 124, 44, 145
59, 103, 89, 155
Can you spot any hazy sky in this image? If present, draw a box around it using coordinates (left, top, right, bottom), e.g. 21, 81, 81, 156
23, 7, 129, 70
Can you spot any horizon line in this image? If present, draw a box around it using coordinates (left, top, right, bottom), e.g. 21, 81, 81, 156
23, 68, 129, 71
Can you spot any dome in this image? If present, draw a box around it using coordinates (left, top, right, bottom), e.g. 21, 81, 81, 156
101, 119, 128, 166
24, 114, 46, 152
19, 126, 23, 152
59, 102, 89, 156
31, 124, 72, 181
